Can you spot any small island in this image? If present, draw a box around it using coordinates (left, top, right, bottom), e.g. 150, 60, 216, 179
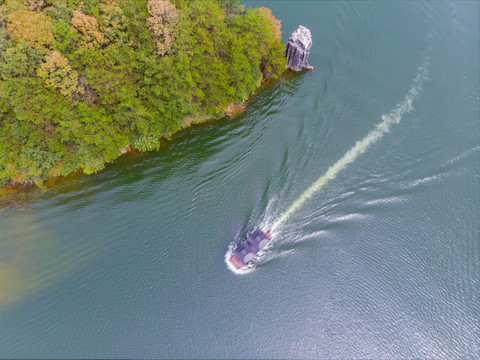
0, 0, 286, 187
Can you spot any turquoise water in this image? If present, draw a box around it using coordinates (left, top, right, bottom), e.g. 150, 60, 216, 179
1, 1, 479, 358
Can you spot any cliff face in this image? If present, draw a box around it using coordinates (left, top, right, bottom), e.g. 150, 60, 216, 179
285, 25, 313, 71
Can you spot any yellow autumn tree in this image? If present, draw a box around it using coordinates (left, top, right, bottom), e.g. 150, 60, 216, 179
100, 2, 129, 41
0, 7, 7, 27
37, 50, 83, 96
146, 0, 179, 56
7, 9, 55, 53
71, 9, 105, 48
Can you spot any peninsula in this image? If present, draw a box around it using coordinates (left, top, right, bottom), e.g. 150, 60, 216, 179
0, 0, 285, 187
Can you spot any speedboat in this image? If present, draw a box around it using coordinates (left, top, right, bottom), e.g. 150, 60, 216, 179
229, 228, 272, 269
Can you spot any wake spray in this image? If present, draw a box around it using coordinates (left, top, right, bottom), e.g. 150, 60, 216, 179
271, 52, 430, 231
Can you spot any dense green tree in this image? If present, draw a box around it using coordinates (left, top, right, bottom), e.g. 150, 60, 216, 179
0, 0, 285, 187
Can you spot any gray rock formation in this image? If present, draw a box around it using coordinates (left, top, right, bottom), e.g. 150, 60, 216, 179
285, 25, 313, 72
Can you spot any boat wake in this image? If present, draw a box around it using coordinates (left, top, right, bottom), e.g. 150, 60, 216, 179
226, 48, 431, 274
271, 51, 431, 231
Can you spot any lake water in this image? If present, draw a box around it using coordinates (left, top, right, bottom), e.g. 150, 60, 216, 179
0, 1, 479, 358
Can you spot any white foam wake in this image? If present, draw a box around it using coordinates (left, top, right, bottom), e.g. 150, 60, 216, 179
271, 54, 430, 231
226, 51, 430, 274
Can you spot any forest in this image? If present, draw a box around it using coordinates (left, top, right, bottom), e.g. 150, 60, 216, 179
0, 0, 285, 187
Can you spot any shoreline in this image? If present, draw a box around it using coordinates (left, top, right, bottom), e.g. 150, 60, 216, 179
0, 74, 280, 194
0, 0, 287, 193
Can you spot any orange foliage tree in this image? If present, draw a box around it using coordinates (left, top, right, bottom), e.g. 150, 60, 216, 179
146, 0, 179, 56
71, 9, 105, 48
259, 6, 281, 40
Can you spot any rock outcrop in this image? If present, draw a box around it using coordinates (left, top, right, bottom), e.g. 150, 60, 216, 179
285, 25, 313, 72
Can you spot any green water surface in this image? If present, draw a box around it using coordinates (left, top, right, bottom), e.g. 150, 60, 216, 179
1, 1, 479, 358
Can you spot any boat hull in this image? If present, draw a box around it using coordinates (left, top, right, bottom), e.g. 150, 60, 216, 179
229, 228, 272, 269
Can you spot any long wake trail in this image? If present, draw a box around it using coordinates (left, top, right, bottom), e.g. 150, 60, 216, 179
271, 53, 430, 231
